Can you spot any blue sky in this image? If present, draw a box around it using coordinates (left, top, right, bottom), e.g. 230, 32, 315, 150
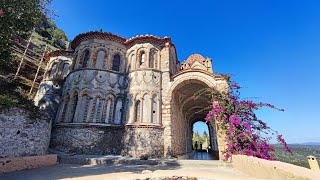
51, 0, 320, 143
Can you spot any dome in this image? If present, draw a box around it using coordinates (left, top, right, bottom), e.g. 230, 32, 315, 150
185, 54, 206, 65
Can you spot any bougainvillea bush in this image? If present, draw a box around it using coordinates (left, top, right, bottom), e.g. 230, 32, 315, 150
199, 75, 292, 160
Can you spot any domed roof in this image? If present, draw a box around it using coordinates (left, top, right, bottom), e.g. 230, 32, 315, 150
185, 54, 206, 65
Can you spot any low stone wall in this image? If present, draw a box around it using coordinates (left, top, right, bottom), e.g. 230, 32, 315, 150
0, 154, 57, 173
50, 124, 125, 155
232, 155, 320, 180
122, 126, 164, 158
0, 108, 52, 157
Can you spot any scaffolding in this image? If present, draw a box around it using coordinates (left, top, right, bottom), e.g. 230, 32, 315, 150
12, 33, 56, 98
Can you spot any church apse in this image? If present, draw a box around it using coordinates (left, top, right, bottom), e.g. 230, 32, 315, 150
34, 31, 227, 159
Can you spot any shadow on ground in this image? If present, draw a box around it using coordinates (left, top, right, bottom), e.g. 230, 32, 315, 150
0, 161, 182, 180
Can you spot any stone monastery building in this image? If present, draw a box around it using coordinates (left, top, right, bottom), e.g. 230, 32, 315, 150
35, 31, 228, 159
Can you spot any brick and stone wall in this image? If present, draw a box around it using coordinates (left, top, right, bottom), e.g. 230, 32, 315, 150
50, 125, 164, 158
122, 127, 164, 158
0, 108, 52, 157
50, 125, 125, 155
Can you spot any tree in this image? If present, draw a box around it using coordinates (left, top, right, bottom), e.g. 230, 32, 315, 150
197, 75, 292, 160
202, 131, 209, 145
0, 0, 51, 74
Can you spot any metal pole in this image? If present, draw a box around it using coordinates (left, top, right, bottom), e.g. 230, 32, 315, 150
14, 29, 34, 79
29, 44, 47, 96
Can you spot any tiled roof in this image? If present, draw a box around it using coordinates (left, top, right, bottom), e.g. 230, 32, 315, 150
47, 50, 74, 58
70, 31, 171, 49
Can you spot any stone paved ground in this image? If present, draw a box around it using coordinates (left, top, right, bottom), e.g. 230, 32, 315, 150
0, 162, 266, 180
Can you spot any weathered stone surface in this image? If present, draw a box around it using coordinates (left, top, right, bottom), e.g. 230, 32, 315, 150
0, 108, 51, 157
122, 127, 164, 158
0, 154, 57, 173
50, 125, 164, 158
50, 125, 125, 155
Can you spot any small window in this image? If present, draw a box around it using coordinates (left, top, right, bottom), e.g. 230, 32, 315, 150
135, 100, 141, 122
140, 51, 145, 66
112, 54, 120, 71
82, 50, 90, 68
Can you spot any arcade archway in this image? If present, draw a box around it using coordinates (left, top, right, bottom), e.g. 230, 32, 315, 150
169, 77, 219, 159
162, 70, 227, 159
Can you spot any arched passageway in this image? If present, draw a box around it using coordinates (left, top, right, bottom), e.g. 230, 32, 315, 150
188, 121, 219, 160
169, 79, 219, 159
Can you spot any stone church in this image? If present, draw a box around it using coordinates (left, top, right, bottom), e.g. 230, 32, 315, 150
34, 31, 228, 159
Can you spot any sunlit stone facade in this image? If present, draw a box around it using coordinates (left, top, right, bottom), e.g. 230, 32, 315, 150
35, 31, 227, 158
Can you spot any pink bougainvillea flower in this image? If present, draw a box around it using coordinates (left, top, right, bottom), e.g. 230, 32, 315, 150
0, 9, 3, 15
205, 78, 290, 160
225, 153, 230, 159
243, 122, 250, 129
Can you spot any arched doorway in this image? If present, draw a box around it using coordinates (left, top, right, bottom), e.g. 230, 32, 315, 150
167, 76, 219, 159
192, 121, 210, 151
162, 70, 227, 159
188, 121, 219, 160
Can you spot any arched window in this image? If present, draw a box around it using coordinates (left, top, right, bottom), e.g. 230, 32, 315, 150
135, 100, 141, 122
60, 96, 70, 122
69, 92, 78, 122
143, 94, 151, 123
140, 51, 145, 66
114, 98, 123, 124
71, 54, 77, 71
50, 63, 58, 78
112, 54, 120, 71
82, 50, 90, 68
152, 94, 158, 123
149, 49, 157, 68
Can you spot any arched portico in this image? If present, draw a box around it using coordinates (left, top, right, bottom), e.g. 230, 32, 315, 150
162, 70, 227, 159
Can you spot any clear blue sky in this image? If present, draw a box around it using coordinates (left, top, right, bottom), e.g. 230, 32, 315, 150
51, 0, 320, 143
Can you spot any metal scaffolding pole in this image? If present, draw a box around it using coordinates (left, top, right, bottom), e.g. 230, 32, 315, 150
14, 32, 33, 79
29, 44, 48, 96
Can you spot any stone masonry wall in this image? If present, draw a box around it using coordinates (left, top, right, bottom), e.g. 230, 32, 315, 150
0, 108, 52, 157
122, 127, 164, 158
50, 125, 125, 155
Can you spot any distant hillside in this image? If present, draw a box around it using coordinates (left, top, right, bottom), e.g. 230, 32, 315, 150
32, 15, 69, 51
274, 144, 320, 168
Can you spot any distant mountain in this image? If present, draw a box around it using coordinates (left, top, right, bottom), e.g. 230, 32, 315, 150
291, 142, 320, 146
